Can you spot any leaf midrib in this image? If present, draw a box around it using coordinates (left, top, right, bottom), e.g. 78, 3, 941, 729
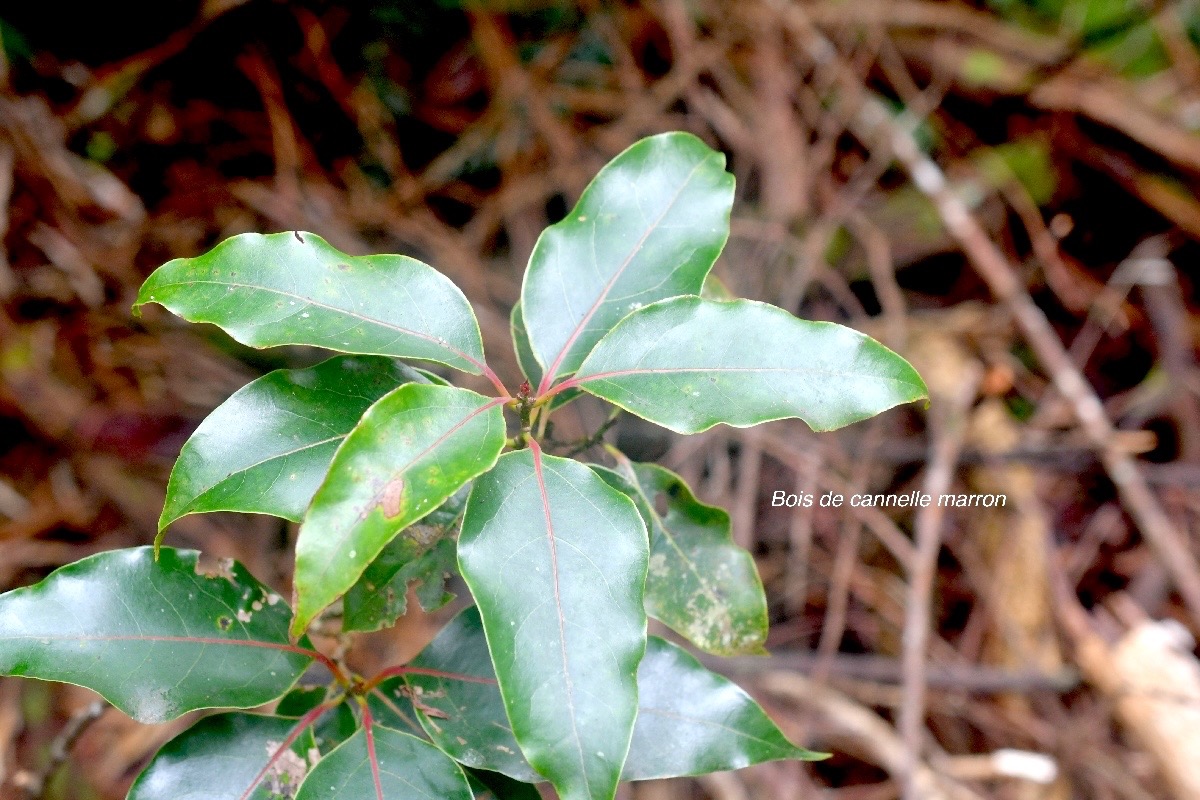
0, 633, 314, 657
298, 397, 504, 622
536, 155, 710, 392
626, 473, 735, 644
578, 365, 924, 385
529, 443, 593, 796
179, 434, 345, 518
151, 279, 486, 373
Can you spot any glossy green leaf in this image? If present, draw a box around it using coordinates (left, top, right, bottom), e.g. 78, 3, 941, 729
511, 300, 541, 389
292, 384, 505, 637
405, 607, 540, 783
343, 538, 457, 633
343, 487, 465, 633
128, 712, 318, 800
294, 723, 473, 800
277, 686, 357, 754
412, 367, 452, 386
161, 355, 423, 530
0, 547, 311, 723
276, 684, 336, 718
625, 637, 826, 778
521, 132, 734, 391
512, 300, 579, 410
570, 297, 928, 433
594, 460, 768, 656
701, 272, 736, 300
458, 446, 648, 800
135, 231, 488, 374
367, 677, 427, 739
404, 610, 824, 781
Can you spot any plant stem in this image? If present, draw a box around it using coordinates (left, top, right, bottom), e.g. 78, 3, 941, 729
511, 380, 536, 448
480, 364, 512, 400
564, 408, 620, 456
367, 687, 423, 736
356, 698, 386, 800
361, 665, 497, 694
235, 698, 341, 800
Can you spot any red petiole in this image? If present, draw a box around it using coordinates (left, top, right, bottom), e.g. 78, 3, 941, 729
360, 664, 497, 694
236, 698, 340, 800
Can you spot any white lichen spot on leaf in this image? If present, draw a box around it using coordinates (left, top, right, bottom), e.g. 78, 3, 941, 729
263, 741, 309, 799
195, 556, 236, 582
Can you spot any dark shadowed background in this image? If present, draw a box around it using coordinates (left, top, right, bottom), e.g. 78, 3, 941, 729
4, 1, 1200, 798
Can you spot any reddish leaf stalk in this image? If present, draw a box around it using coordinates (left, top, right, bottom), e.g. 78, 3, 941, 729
367, 687, 423, 736
357, 698, 386, 800
13, 633, 347, 686
236, 699, 340, 800
534, 169, 695, 396
361, 664, 498, 694
479, 362, 512, 400
537, 375, 583, 402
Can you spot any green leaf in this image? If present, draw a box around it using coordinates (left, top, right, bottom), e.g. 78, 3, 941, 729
292, 384, 506, 637
521, 132, 734, 391
512, 300, 579, 410
568, 297, 928, 433
404, 609, 824, 781
128, 712, 318, 800
343, 538, 457, 633
0, 547, 311, 723
276, 685, 329, 717
343, 487, 466, 633
594, 459, 768, 656
404, 607, 540, 783
701, 272, 736, 300
135, 231, 489, 375
161, 355, 424, 530
294, 723, 473, 800
277, 686, 357, 754
510, 300, 541, 389
624, 637, 827, 778
366, 678, 426, 739
458, 446, 648, 800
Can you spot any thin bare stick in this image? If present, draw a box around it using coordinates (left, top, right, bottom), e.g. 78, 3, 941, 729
887, 129, 1200, 628
899, 367, 980, 800
23, 700, 107, 800
762, 670, 984, 800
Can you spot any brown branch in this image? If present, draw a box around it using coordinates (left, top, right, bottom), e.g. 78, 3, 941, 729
706, 651, 1079, 694
900, 367, 980, 800
21, 700, 107, 800
762, 670, 985, 800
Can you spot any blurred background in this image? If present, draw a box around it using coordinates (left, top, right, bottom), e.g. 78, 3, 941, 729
4, 0, 1200, 798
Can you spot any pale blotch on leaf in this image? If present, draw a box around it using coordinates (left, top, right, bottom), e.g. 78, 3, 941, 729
381, 477, 405, 517
195, 556, 236, 582
264, 740, 309, 799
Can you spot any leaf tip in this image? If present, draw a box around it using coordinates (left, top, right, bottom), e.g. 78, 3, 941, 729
288, 588, 310, 643
797, 748, 833, 761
